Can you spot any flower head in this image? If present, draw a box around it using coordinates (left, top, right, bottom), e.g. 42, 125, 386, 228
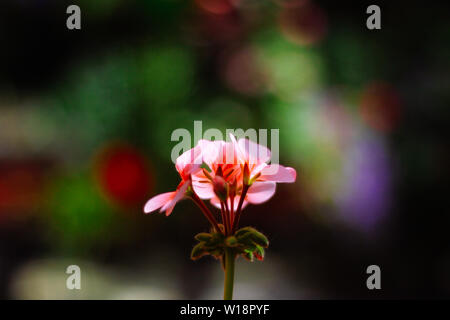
144, 135, 296, 233
192, 135, 296, 211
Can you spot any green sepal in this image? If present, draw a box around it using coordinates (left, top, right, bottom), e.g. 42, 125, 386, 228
242, 249, 254, 262
191, 226, 269, 263
255, 245, 265, 260
247, 229, 269, 248
235, 227, 253, 238
195, 232, 213, 242
244, 243, 258, 252
225, 236, 238, 247
210, 248, 224, 258
191, 242, 207, 260
235, 227, 269, 248
236, 232, 253, 246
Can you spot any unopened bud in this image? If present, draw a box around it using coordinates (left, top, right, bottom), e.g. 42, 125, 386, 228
213, 176, 228, 202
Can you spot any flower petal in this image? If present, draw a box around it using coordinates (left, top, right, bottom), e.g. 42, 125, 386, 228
246, 181, 276, 204
210, 197, 222, 209
160, 182, 189, 216
175, 144, 203, 178
260, 165, 297, 183
198, 139, 226, 167
192, 177, 216, 199
228, 134, 247, 164
238, 138, 271, 164
229, 196, 248, 211
250, 162, 267, 179
210, 196, 248, 211
143, 192, 175, 214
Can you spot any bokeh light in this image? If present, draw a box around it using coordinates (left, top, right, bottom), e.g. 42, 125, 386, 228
44, 173, 119, 252
195, 0, 235, 15
278, 2, 328, 46
94, 143, 153, 209
359, 82, 402, 132
255, 31, 324, 100
221, 46, 268, 96
336, 132, 391, 233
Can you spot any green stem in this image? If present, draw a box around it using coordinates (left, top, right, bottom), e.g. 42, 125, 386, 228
223, 248, 236, 300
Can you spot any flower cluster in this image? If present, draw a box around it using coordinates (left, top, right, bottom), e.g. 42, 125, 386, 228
144, 134, 296, 262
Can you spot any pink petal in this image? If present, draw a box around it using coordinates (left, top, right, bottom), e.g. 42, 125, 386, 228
198, 140, 226, 167
192, 179, 215, 199
210, 196, 248, 211
260, 165, 297, 183
175, 144, 203, 176
160, 182, 189, 216
230, 196, 248, 211
183, 163, 201, 176
250, 162, 267, 179
246, 181, 276, 204
210, 197, 222, 209
191, 170, 216, 199
143, 192, 175, 214
228, 134, 247, 164
238, 138, 271, 164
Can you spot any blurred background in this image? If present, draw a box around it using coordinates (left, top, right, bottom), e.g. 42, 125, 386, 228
0, 0, 449, 299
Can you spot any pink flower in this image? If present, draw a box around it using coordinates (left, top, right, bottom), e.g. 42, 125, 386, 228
143, 145, 202, 216
144, 135, 296, 235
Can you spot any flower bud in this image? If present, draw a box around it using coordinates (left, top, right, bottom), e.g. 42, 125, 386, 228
213, 176, 228, 202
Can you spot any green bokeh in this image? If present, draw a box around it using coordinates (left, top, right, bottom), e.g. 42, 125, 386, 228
45, 173, 119, 254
